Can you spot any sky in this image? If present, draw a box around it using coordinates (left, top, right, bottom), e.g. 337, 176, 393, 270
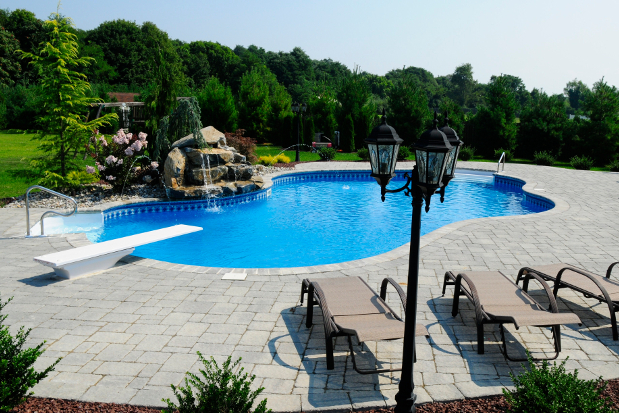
7, 0, 619, 95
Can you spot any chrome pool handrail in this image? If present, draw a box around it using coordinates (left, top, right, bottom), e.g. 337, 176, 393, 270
497, 152, 506, 173
26, 185, 78, 237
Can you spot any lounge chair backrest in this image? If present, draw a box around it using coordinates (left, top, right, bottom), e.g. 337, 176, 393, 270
461, 271, 538, 309
314, 277, 391, 316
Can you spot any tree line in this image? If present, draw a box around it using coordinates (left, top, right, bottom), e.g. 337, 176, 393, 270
1, 7, 618, 169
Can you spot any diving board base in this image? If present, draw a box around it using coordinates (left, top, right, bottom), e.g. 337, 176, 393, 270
43, 248, 134, 279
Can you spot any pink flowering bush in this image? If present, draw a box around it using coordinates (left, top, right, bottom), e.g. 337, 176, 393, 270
85, 129, 159, 190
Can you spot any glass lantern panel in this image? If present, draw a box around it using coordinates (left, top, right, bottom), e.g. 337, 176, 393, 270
444, 146, 457, 176
427, 152, 446, 185
416, 150, 427, 183
378, 145, 394, 174
368, 144, 379, 174
390, 144, 400, 175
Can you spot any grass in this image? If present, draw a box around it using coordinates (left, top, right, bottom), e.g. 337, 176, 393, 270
255, 144, 364, 162
0, 131, 94, 200
469, 156, 610, 172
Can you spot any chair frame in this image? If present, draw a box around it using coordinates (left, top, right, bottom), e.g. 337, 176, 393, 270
443, 270, 567, 362
300, 277, 415, 375
516, 262, 619, 341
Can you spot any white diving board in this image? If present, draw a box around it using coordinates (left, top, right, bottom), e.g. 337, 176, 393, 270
33, 224, 202, 279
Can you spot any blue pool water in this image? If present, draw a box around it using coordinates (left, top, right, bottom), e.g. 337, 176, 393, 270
75, 171, 551, 268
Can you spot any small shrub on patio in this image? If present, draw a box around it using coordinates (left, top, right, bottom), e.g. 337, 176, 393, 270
225, 129, 257, 164
397, 146, 412, 160
570, 155, 594, 170
533, 151, 556, 166
318, 147, 336, 160
459, 146, 475, 161
503, 353, 615, 413
0, 295, 60, 412
607, 159, 619, 172
357, 147, 370, 161
494, 148, 513, 162
162, 353, 271, 413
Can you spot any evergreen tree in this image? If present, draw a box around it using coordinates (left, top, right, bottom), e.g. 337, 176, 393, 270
309, 84, 338, 143
20, 11, 117, 177
439, 97, 466, 138
388, 75, 431, 146
337, 68, 374, 151
237, 67, 270, 141
518, 89, 569, 158
473, 75, 518, 157
0, 26, 20, 86
196, 77, 238, 132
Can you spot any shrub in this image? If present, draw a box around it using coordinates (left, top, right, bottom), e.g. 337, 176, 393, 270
357, 147, 370, 161
84, 129, 158, 190
397, 146, 412, 160
607, 159, 619, 172
503, 353, 614, 413
533, 151, 556, 166
258, 155, 275, 166
459, 146, 476, 161
494, 148, 513, 162
570, 155, 594, 170
1, 295, 60, 412
162, 353, 271, 413
39, 170, 99, 192
225, 129, 257, 164
318, 147, 336, 161
274, 154, 290, 164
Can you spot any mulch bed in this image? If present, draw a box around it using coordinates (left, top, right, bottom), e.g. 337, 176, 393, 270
12, 379, 619, 412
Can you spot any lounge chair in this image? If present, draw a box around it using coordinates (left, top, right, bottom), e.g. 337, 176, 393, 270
516, 263, 619, 341
300, 276, 429, 375
442, 270, 581, 361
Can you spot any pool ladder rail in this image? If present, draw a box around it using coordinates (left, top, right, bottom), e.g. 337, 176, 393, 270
497, 152, 506, 174
25, 185, 78, 237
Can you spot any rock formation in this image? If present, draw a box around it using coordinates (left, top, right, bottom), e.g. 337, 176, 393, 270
163, 126, 264, 199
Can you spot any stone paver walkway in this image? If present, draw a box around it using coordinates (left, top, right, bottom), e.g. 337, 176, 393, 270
1, 161, 618, 411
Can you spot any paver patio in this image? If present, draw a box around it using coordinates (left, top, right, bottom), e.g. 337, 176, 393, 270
1, 161, 618, 411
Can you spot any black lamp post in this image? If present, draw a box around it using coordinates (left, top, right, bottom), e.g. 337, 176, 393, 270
291, 102, 307, 162
365, 111, 453, 413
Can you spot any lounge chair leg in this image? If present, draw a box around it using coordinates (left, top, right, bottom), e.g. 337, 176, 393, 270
452, 278, 462, 317
300, 282, 307, 304
326, 336, 334, 370
306, 283, 314, 328
442, 273, 450, 296
477, 324, 484, 354
611, 309, 618, 341
553, 325, 561, 353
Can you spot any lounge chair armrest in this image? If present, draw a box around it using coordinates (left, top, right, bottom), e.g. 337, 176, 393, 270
380, 277, 407, 312
556, 266, 615, 312
309, 281, 339, 337
455, 273, 484, 325
521, 271, 560, 313
606, 262, 619, 279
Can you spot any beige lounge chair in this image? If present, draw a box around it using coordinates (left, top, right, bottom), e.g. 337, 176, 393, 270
517, 263, 619, 341
442, 270, 581, 361
300, 276, 428, 374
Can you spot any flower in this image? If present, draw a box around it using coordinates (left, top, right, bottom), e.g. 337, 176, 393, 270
150, 161, 159, 169
124, 147, 134, 156
113, 134, 125, 145
99, 136, 108, 147
126, 133, 133, 140
105, 155, 117, 165
138, 132, 147, 141
106, 175, 116, 181
86, 166, 95, 174
131, 140, 143, 152
96, 162, 106, 172
117, 159, 124, 165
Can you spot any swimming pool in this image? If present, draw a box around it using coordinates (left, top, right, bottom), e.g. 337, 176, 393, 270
40, 170, 552, 268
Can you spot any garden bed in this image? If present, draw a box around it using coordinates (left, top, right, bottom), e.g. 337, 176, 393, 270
11, 378, 619, 412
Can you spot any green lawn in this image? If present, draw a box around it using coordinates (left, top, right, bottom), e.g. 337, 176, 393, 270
255, 144, 364, 162
0, 132, 95, 199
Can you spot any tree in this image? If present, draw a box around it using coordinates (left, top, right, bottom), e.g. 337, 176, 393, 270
196, 77, 238, 132
439, 97, 465, 138
578, 78, 619, 165
0, 26, 20, 86
20, 11, 117, 177
491, 74, 530, 110
564, 79, 591, 113
518, 89, 569, 158
450, 63, 476, 108
4, 9, 45, 84
309, 83, 338, 143
267, 79, 292, 146
337, 68, 374, 151
388, 75, 431, 146
237, 67, 270, 141
473, 75, 518, 157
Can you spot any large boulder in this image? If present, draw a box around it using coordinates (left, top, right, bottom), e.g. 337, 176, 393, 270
171, 126, 226, 149
226, 165, 253, 181
185, 148, 235, 166
187, 166, 228, 185
164, 148, 187, 189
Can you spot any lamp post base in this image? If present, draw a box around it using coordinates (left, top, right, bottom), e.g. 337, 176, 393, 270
394, 392, 416, 413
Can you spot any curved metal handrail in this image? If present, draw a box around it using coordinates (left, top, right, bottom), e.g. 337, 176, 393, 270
26, 185, 78, 237
497, 152, 506, 173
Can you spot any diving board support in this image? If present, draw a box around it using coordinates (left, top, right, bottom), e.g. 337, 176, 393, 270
33, 224, 202, 279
